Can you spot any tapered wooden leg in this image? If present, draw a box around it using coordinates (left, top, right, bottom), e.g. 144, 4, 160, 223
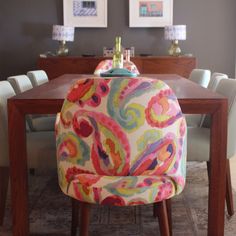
71, 198, 80, 236
79, 202, 91, 236
206, 161, 210, 182
226, 160, 234, 216
208, 160, 234, 216
0, 167, 9, 226
154, 201, 170, 236
166, 199, 172, 236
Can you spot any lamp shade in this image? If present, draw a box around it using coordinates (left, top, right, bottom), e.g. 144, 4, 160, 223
52, 25, 74, 42
165, 25, 186, 40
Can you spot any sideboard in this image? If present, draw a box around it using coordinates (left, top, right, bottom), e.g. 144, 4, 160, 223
37, 56, 197, 80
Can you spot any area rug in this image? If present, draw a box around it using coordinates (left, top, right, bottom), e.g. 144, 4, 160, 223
1, 163, 236, 236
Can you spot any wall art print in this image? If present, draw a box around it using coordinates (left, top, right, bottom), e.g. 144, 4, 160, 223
63, 0, 107, 27
129, 0, 173, 27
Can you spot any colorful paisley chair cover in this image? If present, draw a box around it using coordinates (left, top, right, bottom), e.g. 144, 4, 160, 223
94, 59, 140, 76
56, 77, 187, 206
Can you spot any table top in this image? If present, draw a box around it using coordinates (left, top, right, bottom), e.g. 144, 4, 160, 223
9, 74, 226, 114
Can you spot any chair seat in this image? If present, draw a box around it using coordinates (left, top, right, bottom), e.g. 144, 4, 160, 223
59, 173, 182, 206
30, 115, 56, 131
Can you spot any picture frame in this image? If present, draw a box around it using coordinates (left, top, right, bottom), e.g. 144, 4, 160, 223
63, 0, 107, 28
129, 0, 173, 28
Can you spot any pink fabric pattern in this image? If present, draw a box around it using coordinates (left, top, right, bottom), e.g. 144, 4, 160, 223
56, 77, 187, 206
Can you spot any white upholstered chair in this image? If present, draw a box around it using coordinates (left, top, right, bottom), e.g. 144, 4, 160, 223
27, 70, 48, 87
189, 69, 211, 88
187, 78, 236, 216
0, 81, 56, 225
7, 75, 55, 131
7, 75, 33, 94
186, 72, 227, 127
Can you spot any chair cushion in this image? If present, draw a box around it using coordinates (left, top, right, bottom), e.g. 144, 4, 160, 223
58, 173, 182, 206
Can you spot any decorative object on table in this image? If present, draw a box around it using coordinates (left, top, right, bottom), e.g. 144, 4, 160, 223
112, 36, 124, 68
100, 68, 137, 77
103, 46, 135, 58
94, 59, 140, 76
129, 0, 173, 27
165, 25, 186, 56
63, 0, 107, 27
52, 25, 74, 56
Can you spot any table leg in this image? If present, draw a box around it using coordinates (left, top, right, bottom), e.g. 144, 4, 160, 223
208, 102, 227, 236
8, 101, 29, 236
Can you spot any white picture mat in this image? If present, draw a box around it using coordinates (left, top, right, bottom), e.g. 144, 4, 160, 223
129, 0, 173, 27
63, 0, 107, 28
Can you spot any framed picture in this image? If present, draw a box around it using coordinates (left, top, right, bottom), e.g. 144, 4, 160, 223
129, 0, 173, 27
63, 0, 107, 27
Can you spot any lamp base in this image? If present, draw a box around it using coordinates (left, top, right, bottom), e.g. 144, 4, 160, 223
57, 40, 69, 56
168, 40, 181, 57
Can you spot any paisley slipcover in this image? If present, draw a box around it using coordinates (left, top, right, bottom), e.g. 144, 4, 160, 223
56, 77, 187, 206
94, 59, 140, 75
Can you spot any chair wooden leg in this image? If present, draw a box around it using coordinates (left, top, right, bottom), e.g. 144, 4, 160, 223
154, 200, 170, 236
79, 202, 91, 236
206, 161, 210, 182
166, 199, 172, 236
226, 160, 234, 216
0, 167, 9, 226
208, 160, 234, 216
71, 198, 80, 236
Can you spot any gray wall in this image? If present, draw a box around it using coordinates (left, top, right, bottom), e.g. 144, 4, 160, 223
0, 0, 236, 80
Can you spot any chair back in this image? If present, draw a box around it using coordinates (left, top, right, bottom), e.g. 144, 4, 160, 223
200, 73, 228, 127
7, 75, 33, 94
0, 81, 16, 166
189, 69, 211, 88
216, 79, 236, 158
56, 77, 187, 196
207, 72, 228, 91
27, 70, 48, 87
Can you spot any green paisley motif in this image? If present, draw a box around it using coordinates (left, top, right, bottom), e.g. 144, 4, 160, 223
56, 132, 90, 166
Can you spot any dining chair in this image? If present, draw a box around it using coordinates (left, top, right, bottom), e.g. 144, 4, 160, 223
7, 74, 55, 132
0, 81, 56, 225
55, 77, 187, 236
187, 78, 236, 216
27, 70, 49, 87
186, 71, 226, 127
7, 74, 33, 94
189, 69, 211, 88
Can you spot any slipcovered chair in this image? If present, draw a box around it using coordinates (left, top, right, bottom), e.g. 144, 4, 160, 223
186, 71, 226, 127
7, 74, 33, 94
55, 77, 187, 236
188, 78, 236, 216
27, 70, 49, 87
7, 75, 55, 131
0, 81, 56, 225
189, 69, 211, 88
94, 59, 140, 75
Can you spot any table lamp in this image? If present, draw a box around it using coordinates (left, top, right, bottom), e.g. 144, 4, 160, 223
164, 25, 186, 56
52, 25, 74, 56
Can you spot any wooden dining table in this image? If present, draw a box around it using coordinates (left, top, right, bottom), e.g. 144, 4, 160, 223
8, 74, 228, 236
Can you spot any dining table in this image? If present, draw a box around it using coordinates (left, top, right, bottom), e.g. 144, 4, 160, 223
8, 74, 228, 236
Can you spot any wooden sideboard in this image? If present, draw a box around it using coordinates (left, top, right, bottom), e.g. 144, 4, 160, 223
37, 56, 197, 80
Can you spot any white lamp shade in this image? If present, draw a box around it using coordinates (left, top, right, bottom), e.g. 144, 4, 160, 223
165, 25, 186, 40
52, 25, 75, 42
